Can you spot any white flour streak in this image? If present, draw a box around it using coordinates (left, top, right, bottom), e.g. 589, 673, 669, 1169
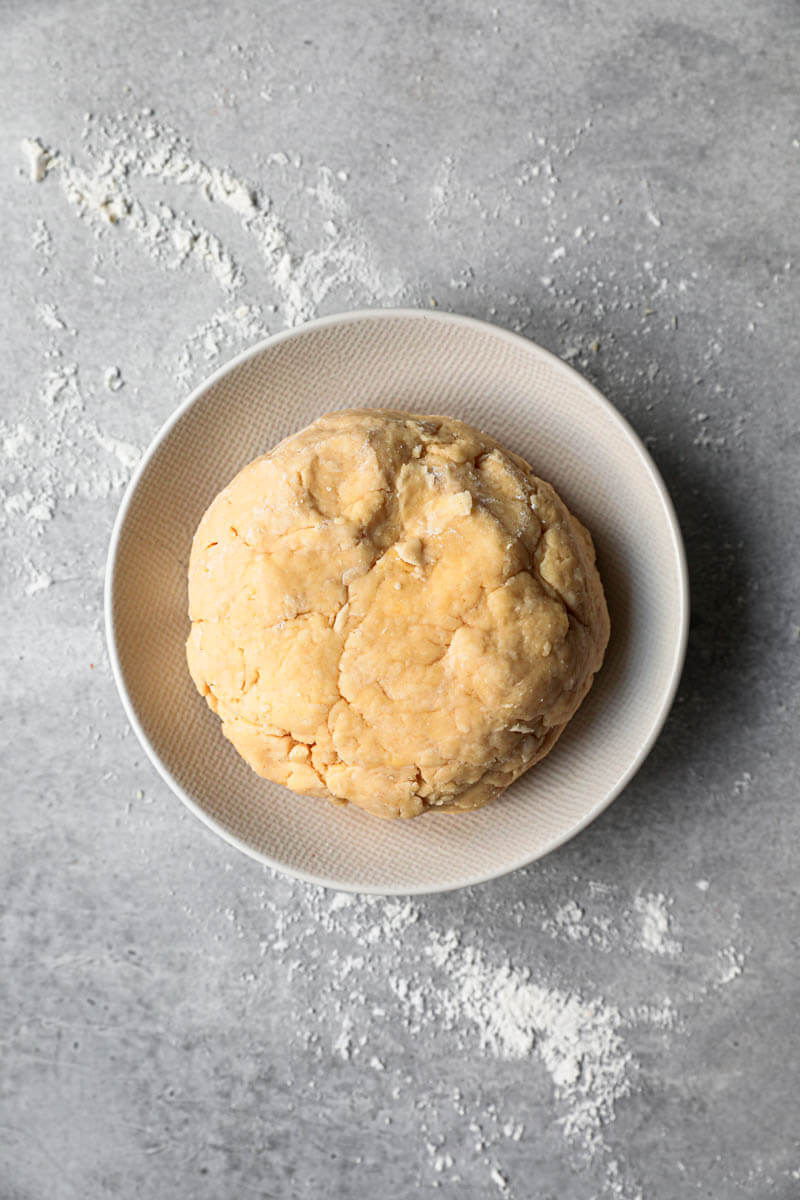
25, 121, 243, 292
23, 110, 400, 328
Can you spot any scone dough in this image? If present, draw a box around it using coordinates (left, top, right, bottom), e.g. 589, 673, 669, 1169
186, 410, 610, 819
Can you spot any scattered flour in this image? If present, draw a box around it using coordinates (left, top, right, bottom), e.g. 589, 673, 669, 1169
428, 155, 455, 227
21, 136, 51, 182
36, 301, 67, 332
1, 349, 143, 599
716, 946, 745, 986
176, 304, 272, 386
634, 893, 682, 957
490, 1165, 510, 1192
333, 1017, 354, 1062
541, 897, 616, 951
7, 107, 405, 598
90, 425, 141, 472
9, 99, 756, 1200
439, 941, 634, 1152
32, 218, 53, 265
24, 566, 53, 596
642, 179, 663, 229
547, 898, 589, 940
232, 877, 746, 1199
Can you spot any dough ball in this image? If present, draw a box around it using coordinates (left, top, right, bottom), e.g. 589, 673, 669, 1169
186, 410, 609, 820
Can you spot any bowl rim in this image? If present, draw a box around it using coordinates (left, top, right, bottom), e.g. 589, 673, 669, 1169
104, 306, 690, 894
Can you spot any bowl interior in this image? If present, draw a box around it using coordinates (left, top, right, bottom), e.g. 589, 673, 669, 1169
107, 311, 686, 893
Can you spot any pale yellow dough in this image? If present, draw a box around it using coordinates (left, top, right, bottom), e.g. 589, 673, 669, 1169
186, 410, 610, 820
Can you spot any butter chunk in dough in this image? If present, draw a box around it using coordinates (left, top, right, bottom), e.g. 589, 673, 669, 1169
186, 410, 610, 820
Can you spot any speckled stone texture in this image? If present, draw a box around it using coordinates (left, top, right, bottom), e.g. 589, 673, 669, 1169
2, 2, 800, 1197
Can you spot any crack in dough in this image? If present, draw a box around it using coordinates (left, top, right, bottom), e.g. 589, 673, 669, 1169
186, 409, 609, 820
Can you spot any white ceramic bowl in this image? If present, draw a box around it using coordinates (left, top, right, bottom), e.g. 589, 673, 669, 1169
105, 309, 688, 894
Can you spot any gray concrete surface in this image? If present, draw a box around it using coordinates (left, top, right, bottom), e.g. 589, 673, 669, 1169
2, 2, 799, 1197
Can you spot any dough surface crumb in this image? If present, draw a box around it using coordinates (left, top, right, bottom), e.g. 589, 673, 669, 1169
186, 410, 609, 819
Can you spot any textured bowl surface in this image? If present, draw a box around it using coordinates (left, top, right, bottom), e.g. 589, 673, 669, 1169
105, 309, 688, 894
